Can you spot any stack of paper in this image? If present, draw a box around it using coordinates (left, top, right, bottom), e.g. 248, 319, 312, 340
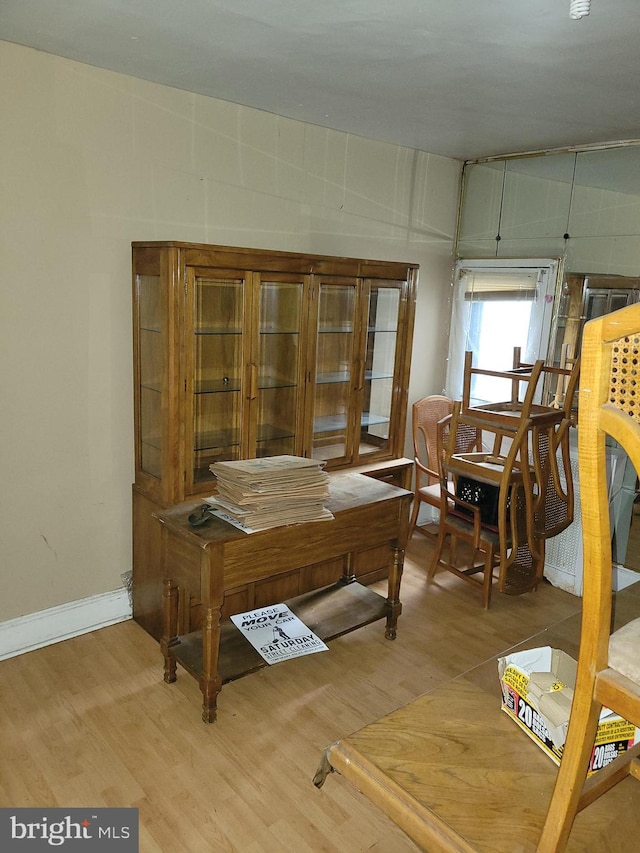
205, 455, 334, 531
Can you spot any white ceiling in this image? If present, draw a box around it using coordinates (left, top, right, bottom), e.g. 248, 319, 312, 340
1, 0, 639, 162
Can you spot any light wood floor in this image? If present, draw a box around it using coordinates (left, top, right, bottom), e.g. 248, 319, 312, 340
0, 535, 583, 852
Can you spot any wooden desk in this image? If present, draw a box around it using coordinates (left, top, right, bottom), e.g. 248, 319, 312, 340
314, 582, 640, 852
348, 456, 414, 491
156, 473, 411, 723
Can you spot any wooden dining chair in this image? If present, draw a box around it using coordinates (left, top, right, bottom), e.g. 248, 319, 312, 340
512, 345, 581, 422
459, 348, 581, 581
408, 395, 454, 539
491, 347, 581, 570
408, 395, 480, 539
428, 403, 541, 608
462, 347, 580, 428
461, 349, 546, 425
538, 304, 640, 852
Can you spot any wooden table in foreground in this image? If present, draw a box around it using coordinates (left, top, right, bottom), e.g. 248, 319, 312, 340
314, 582, 640, 852
156, 473, 411, 723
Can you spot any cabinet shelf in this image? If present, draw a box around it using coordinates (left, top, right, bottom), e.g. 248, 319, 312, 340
316, 370, 394, 385
317, 371, 350, 384
195, 378, 241, 393
195, 428, 241, 452
314, 412, 390, 434
365, 371, 394, 381
318, 325, 354, 334
195, 424, 295, 452
257, 424, 295, 442
195, 327, 242, 335
362, 413, 390, 427
194, 376, 299, 394
258, 376, 298, 390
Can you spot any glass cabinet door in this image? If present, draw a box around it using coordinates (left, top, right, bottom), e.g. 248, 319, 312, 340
311, 280, 359, 464
188, 269, 247, 490
359, 281, 401, 460
136, 273, 165, 481
254, 275, 308, 457
585, 287, 637, 320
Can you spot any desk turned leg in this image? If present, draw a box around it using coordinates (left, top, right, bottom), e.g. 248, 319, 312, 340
161, 577, 179, 684
385, 545, 404, 640
340, 552, 356, 584
201, 606, 223, 724
312, 748, 336, 788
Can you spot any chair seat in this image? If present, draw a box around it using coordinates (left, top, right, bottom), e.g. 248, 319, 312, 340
417, 477, 458, 505
609, 617, 640, 683
447, 510, 500, 541
416, 483, 441, 504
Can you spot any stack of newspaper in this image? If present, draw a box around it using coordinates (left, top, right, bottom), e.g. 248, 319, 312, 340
205, 455, 334, 531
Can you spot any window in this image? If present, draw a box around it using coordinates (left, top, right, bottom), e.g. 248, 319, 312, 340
445, 259, 560, 405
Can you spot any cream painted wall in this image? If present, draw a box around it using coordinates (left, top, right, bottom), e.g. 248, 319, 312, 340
0, 40, 461, 621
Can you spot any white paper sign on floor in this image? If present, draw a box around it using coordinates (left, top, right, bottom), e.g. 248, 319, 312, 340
230, 603, 328, 665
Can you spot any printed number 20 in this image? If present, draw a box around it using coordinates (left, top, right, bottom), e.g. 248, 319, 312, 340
518, 698, 533, 728
592, 744, 609, 771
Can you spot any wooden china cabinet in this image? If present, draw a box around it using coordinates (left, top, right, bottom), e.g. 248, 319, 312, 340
132, 241, 418, 639
551, 273, 640, 370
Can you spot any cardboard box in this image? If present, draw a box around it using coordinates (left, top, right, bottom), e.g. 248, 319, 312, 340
498, 646, 640, 775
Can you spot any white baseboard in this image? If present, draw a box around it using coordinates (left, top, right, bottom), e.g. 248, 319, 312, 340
0, 589, 132, 662
544, 565, 579, 596
545, 563, 640, 597
613, 564, 640, 591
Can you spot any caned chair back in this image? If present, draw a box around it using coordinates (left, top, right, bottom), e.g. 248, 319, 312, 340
409, 395, 481, 539
538, 304, 640, 851
412, 395, 454, 487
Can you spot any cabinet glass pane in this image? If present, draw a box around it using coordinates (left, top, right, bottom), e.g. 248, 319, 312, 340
360, 285, 400, 457
610, 291, 635, 313
585, 290, 610, 321
257, 281, 303, 457
137, 274, 164, 479
312, 284, 356, 462
193, 277, 244, 484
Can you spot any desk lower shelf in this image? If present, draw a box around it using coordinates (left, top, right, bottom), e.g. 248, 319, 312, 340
169, 580, 392, 685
